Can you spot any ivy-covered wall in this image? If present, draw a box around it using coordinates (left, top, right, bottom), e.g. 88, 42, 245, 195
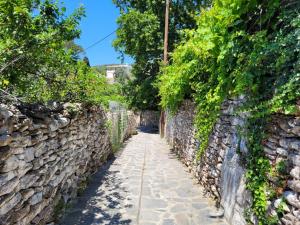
261, 114, 300, 225
158, 0, 299, 224
164, 99, 300, 225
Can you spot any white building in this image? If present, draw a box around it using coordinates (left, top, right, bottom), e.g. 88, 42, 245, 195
105, 64, 131, 83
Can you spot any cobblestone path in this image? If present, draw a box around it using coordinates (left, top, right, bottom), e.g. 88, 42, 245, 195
59, 132, 228, 225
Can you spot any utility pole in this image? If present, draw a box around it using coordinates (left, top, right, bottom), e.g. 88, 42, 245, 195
161, 0, 170, 138
163, 0, 170, 64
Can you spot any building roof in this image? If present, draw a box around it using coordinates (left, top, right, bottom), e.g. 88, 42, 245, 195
105, 64, 131, 69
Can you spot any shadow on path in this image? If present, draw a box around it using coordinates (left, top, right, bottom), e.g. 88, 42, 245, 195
138, 125, 159, 134
59, 156, 133, 225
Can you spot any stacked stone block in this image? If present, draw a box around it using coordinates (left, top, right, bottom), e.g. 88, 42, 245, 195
165, 99, 300, 225
0, 103, 112, 225
264, 115, 300, 225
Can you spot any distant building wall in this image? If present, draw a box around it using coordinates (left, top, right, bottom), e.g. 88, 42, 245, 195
106, 70, 115, 83
105, 64, 132, 84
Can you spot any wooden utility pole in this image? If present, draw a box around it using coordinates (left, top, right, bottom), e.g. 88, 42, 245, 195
163, 0, 170, 64
161, 0, 170, 138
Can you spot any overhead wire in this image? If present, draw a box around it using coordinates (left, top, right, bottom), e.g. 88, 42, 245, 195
84, 29, 117, 51
0, 30, 119, 74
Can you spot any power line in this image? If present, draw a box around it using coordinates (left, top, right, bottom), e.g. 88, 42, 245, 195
84, 30, 117, 51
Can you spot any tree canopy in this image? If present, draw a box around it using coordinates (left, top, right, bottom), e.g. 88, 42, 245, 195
0, 0, 122, 106
113, 0, 211, 110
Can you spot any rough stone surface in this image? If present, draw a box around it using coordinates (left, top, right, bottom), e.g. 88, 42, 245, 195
59, 132, 228, 225
108, 109, 140, 144
140, 110, 160, 130
265, 115, 300, 225
164, 99, 300, 225
0, 103, 114, 225
0, 193, 22, 216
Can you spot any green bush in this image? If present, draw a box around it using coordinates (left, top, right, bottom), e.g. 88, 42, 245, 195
0, 0, 122, 106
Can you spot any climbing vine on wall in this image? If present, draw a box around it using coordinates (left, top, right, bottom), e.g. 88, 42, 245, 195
158, 0, 300, 223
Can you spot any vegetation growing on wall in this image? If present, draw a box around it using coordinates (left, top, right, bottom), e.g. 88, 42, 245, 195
158, 0, 299, 223
0, 0, 122, 106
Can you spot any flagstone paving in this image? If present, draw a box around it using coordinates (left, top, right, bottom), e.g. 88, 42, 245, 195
59, 131, 228, 225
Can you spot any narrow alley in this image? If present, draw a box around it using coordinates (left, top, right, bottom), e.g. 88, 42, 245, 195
59, 131, 228, 225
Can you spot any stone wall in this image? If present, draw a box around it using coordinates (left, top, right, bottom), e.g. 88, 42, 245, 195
140, 110, 160, 130
124, 111, 140, 139
0, 103, 112, 225
108, 109, 140, 149
164, 100, 197, 168
264, 115, 300, 225
164, 99, 300, 225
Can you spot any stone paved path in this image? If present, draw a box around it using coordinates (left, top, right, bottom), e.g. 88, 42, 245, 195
59, 132, 228, 225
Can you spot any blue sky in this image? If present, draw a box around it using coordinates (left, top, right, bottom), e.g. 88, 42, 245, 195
64, 0, 133, 66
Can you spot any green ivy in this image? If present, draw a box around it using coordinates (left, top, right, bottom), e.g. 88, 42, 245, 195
244, 117, 272, 224
158, 0, 299, 223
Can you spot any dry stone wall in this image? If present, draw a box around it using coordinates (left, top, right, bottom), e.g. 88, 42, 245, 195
164, 100, 197, 168
264, 115, 300, 225
124, 111, 140, 139
164, 99, 300, 225
140, 110, 160, 130
0, 103, 112, 225
108, 109, 140, 149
